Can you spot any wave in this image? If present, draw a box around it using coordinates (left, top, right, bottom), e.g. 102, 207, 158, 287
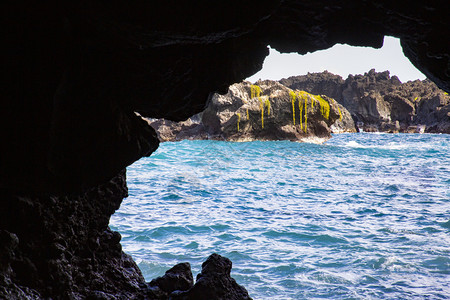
113, 133, 450, 300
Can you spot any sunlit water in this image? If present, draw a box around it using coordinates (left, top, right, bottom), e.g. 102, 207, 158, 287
110, 133, 450, 299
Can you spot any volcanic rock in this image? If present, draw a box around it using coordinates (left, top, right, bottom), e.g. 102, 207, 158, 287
0, 170, 145, 299
171, 254, 252, 300
143, 263, 194, 299
281, 69, 450, 133
149, 80, 349, 142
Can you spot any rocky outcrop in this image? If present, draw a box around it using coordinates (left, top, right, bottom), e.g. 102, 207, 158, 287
141, 254, 251, 300
0, 171, 145, 299
204, 80, 344, 141
149, 80, 349, 142
279, 71, 345, 102
149, 117, 207, 143
144, 263, 194, 298
330, 102, 357, 134
153, 69, 450, 139
281, 69, 450, 133
2, 1, 450, 299
171, 254, 252, 300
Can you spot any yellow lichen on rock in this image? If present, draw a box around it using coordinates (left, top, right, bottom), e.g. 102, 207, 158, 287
316, 95, 330, 120
296, 91, 310, 101
295, 91, 330, 130
304, 94, 308, 133
237, 113, 241, 131
289, 90, 297, 125
259, 97, 264, 129
250, 85, 261, 100
294, 91, 310, 133
265, 98, 271, 115
250, 84, 266, 128
298, 94, 303, 131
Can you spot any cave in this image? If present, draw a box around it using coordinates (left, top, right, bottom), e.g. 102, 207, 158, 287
1, 2, 449, 299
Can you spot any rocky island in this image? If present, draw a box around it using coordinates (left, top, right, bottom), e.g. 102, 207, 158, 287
149, 80, 350, 143
149, 70, 450, 142
281, 69, 450, 134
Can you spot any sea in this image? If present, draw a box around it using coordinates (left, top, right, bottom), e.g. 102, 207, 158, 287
110, 133, 450, 299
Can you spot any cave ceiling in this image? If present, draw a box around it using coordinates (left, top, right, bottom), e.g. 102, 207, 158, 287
2, 1, 449, 192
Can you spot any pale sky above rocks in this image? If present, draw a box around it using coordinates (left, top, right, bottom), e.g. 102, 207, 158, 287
246, 36, 426, 83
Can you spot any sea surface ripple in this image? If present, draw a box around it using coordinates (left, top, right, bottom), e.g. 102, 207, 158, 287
110, 133, 450, 299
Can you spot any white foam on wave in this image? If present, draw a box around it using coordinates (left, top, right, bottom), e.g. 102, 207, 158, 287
381, 142, 409, 150
344, 140, 412, 151
345, 141, 365, 148
299, 136, 329, 144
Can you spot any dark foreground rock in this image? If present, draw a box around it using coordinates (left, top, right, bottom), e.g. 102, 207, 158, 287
0, 171, 145, 299
171, 254, 252, 300
143, 263, 194, 299
150, 80, 349, 142
281, 69, 450, 133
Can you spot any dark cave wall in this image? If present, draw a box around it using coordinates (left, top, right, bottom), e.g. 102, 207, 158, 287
0, 171, 146, 299
3, 1, 449, 192
1, 1, 449, 299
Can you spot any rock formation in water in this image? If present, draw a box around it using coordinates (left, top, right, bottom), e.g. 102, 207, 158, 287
150, 80, 351, 142
152, 69, 450, 140
171, 254, 252, 300
281, 69, 450, 133
2, 1, 450, 299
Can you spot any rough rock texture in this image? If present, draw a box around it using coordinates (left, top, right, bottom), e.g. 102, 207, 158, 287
280, 71, 345, 102
143, 263, 194, 299
2, 1, 450, 299
204, 80, 343, 141
330, 102, 357, 134
0, 171, 146, 299
150, 80, 347, 142
171, 254, 252, 300
148, 117, 207, 143
281, 69, 450, 133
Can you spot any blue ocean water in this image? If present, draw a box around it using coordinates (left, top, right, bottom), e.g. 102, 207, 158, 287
110, 133, 450, 299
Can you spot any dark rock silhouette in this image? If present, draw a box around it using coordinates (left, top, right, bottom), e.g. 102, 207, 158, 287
144, 263, 194, 299
171, 254, 252, 300
0, 171, 145, 299
2, 1, 450, 299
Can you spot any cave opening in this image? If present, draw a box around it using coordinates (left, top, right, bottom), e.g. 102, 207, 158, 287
109, 36, 449, 299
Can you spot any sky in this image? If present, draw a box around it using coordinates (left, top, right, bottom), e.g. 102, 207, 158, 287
246, 36, 426, 83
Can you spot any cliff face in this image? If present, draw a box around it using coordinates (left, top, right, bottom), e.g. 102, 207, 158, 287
206, 80, 344, 141
2, 1, 450, 299
150, 80, 353, 142
281, 70, 450, 133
